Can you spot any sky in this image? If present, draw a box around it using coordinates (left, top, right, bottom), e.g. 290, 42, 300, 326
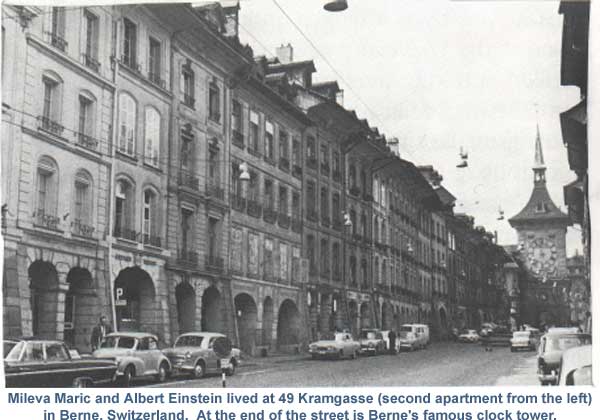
235, 0, 583, 255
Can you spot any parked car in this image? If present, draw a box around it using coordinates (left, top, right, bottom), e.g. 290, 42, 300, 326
510, 330, 539, 352
380, 330, 400, 353
537, 332, 591, 385
92, 332, 171, 386
162, 332, 240, 378
479, 322, 497, 337
308, 332, 360, 360
398, 324, 430, 351
458, 329, 480, 343
358, 329, 386, 355
555, 345, 592, 386
4, 338, 117, 388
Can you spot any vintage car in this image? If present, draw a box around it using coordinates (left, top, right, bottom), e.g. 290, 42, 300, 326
358, 329, 386, 355
555, 345, 592, 386
308, 332, 360, 360
537, 332, 591, 385
162, 332, 240, 378
92, 332, 171, 386
4, 338, 118, 388
398, 324, 430, 351
510, 330, 539, 352
458, 329, 480, 343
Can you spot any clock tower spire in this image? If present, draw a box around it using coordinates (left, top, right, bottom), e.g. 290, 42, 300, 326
533, 124, 546, 184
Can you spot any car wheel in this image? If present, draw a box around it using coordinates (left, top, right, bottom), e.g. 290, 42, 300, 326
227, 360, 236, 376
120, 365, 134, 387
156, 362, 169, 383
192, 361, 205, 379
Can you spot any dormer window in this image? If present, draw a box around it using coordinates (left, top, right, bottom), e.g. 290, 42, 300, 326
535, 202, 548, 213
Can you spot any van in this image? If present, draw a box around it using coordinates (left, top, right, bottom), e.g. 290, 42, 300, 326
398, 324, 430, 351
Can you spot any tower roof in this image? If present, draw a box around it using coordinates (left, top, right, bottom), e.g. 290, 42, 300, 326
533, 124, 546, 170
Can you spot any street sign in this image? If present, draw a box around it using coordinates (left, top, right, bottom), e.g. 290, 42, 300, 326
115, 299, 127, 306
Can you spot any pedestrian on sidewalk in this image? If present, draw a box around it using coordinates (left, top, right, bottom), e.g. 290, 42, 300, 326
388, 330, 397, 355
90, 315, 112, 351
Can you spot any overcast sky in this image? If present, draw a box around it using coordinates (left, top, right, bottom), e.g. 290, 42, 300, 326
237, 0, 582, 255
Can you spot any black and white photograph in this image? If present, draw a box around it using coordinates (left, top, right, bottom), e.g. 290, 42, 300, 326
1, 0, 592, 388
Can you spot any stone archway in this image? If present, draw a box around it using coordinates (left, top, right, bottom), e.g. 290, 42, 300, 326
262, 297, 274, 348
65, 267, 97, 351
277, 299, 301, 352
29, 261, 60, 339
176, 282, 196, 334
201, 286, 223, 332
360, 302, 371, 329
235, 293, 258, 355
114, 266, 155, 332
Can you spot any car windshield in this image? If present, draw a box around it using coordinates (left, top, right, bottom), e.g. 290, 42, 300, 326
100, 336, 136, 349
360, 331, 377, 339
4, 341, 24, 361
546, 336, 590, 352
319, 333, 337, 341
400, 326, 413, 332
175, 336, 204, 347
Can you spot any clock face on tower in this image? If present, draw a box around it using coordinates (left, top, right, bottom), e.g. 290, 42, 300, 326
526, 236, 558, 278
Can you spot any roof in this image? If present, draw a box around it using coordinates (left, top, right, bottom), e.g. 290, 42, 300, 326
267, 60, 316, 74
106, 332, 158, 339
434, 185, 456, 207
177, 332, 225, 338
508, 182, 571, 225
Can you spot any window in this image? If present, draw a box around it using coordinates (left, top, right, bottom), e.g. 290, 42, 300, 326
232, 100, 242, 141
50, 7, 67, 50
307, 235, 316, 274
83, 10, 99, 70
78, 94, 94, 137
374, 257, 380, 283
142, 189, 158, 245
332, 151, 340, 178
320, 238, 329, 275
118, 93, 136, 156
374, 217, 379, 242
264, 121, 274, 161
207, 217, 220, 259
320, 144, 329, 172
292, 138, 301, 166
36, 157, 58, 219
332, 193, 340, 225
361, 212, 367, 238
144, 107, 160, 166
248, 171, 259, 201
350, 209, 357, 235
209, 79, 220, 122
306, 181, 316, 214
180, 128, 193, 171
264, 179, 274, 209
306, 136, 316, 162
332, 243, 340, 279
231, 161, 243, 197
280, 243, 288, 281
279, 186, 288, 214
148, 37, 162, 86
122, 18, 137, 68
361, 259, 368, 286
349, 164, 356, 187
181, 64, 195, 107
292, 192, 300, 218
73, 170, 92, 227
349, 256, 357, 285
249, 111, 259, 152
180, 208, 193, 253
114, 179, 134, 239
41, 75, 61, 127
264, 238, 274, 280
208, 145, 220, 186
320, 187, 329, 220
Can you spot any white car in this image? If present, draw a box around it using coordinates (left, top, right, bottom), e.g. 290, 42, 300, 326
555, 344, 592, 386
458, 330, 480, 343
308, 332, 360, 360
92, 332, 171, 386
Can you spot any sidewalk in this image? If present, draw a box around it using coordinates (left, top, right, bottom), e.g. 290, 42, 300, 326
494, 354, 539, 385
240, 352, 310, 368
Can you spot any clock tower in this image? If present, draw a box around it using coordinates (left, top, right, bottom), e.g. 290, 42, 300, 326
509, 126, 572, 326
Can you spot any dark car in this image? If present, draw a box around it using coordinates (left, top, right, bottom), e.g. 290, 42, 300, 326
358, 329, 386, 355
4, 338, 118, 388
537, 332, 591, 385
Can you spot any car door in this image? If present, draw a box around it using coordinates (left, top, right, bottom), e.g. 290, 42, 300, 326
137, 337, 155, 375
206, 337, 220, 373
147, 336, 163, 372
44, 342, 76, 386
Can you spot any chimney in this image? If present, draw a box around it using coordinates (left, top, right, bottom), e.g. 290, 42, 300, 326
276, 43, 293, 64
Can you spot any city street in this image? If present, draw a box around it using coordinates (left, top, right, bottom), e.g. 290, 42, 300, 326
145, 342, 539, 388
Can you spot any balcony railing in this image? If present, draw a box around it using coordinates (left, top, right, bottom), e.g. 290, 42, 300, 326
232, 130, 244, 148
291, 217, 302, 233
71, 219, 95, 238
178, 170, 200, 191
34, 209, 60, 231
306, 157, 317, 170
230, 193, 246, 212
113, 226, 138, 241
263, 207, 278, 224
76, 132, 98, 151
148, 72, 165, 88
37, 116, 64, 136
206, 183, 225, 201
292, 164, 302, 178
278, 157, 290, 172
46, 31, 67, 52
278, 213, 290, 229
182, 94, 195, 109
82, 54, 100, 72
247, 199, 262, 218
306, 209, 318, 222
349, 185, 360, 197
178, 249, 199, 267
143, 233, 162, 248
205, 255, 224, 273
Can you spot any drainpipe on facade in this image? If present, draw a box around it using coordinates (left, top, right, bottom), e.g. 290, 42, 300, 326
107, 17, 121, 333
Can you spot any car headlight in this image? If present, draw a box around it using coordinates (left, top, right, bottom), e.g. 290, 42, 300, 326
185, 351, 192, 359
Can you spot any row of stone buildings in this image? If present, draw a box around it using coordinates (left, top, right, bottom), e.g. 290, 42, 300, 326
2, 2, 515, 355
